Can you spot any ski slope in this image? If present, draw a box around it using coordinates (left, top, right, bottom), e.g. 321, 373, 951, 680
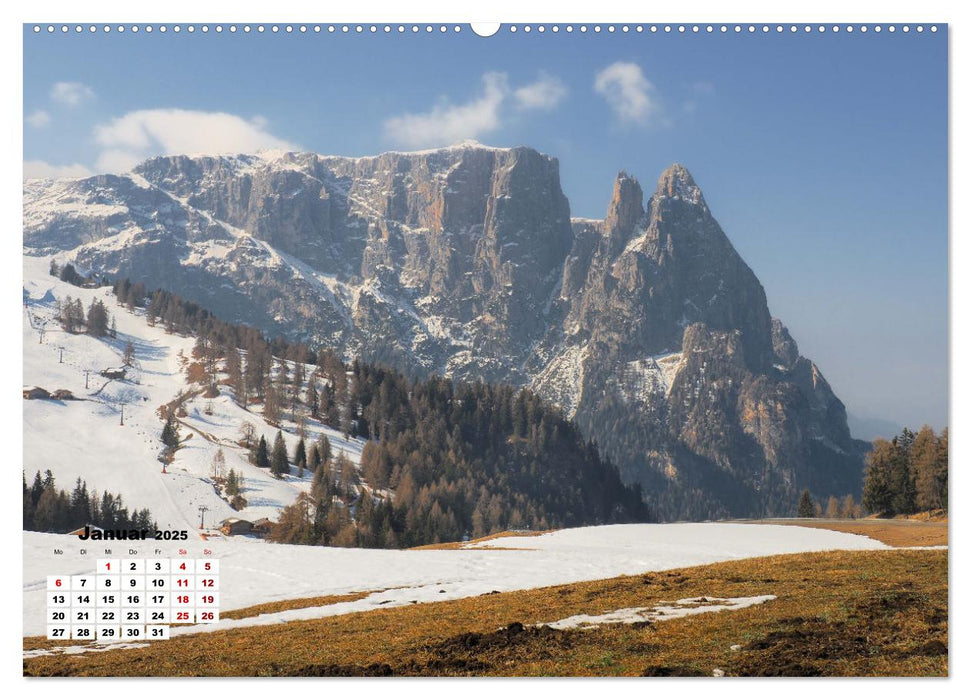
23, 523, 888, 638
22, 254, 364, 531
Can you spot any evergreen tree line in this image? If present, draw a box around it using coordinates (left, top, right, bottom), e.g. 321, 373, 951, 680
243, 429, 330, 480
271, 364, 650, 548
49, 261, 110, 288
796, 489, 861, 519
862, 426, 948, 517
113, 277, 324, 414
55, 295, 114, 337
23, 470, 155, 534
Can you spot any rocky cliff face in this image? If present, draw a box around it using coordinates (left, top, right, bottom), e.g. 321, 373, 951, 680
23, 142, 867, 519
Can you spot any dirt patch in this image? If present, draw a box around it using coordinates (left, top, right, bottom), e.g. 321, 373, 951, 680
414, 622, 577, 674
915, 640, 948, 657
279, 662, 396, 677
282, 622, 576, 676
733, 589, 947, 676
641, 665, 707, 676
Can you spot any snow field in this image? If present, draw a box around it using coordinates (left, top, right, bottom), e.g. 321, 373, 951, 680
24, 523, 887, 638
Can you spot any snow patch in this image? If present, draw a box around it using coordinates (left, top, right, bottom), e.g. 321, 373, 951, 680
622, 351, 684, 401
542, 595, 777, 630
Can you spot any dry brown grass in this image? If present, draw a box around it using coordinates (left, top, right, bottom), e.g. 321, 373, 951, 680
219, 591, 377, 620
890, 510, 948, 523
23, 549, 946, 677
754, 518, 948, 547
410, 530, 553, 551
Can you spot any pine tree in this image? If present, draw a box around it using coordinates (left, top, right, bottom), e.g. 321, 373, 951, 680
308, 444, 322, 473
59, 295, 85, 333
320, 384, 339, 427
271, 431, 290, 478
307, 379, 320, 419
23, 473, 34, 529
797, 489, 815, 518
863, 439, 896, 515
161, 415, 180, 449
254, 435, 271, 468
70, 477, 90, 527
30, 470, 44, 507
888, 436, 916, 515
86, 299, 110, 337
294, 438, 307, 478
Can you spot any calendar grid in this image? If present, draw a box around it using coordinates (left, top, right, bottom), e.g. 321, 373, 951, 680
46, 558, 219, 641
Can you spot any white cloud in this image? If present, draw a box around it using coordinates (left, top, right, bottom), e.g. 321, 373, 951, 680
50, 82, 95, 107
514, 72, 568, 111
384, 73, 510, 149
594, 62, 657, 124
92, 109, 298, 173
23, 160, 93, 179
94, 150, 146, 174
25, 110, 51, 128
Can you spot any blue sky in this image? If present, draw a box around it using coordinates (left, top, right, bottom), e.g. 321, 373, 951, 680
23, 25, 948, 434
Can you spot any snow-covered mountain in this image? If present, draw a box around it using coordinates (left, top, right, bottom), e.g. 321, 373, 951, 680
23, 142, 869, 519
22, 254, 365, 531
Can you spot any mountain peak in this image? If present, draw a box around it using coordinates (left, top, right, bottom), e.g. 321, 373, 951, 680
654, 163, 706, 207
605, 171, 644, 240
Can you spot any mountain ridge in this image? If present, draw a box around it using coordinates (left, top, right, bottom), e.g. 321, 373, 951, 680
23, 142, 868, 519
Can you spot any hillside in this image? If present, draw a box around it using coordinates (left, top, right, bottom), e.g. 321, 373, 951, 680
22, 254, 645, 544
23, 255, 365, 531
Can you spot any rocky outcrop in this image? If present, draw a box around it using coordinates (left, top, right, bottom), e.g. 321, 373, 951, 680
23, 143, 867, 519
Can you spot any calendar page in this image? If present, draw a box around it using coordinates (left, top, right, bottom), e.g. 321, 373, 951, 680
42, 548, 219, 644
20, 9, 949, 683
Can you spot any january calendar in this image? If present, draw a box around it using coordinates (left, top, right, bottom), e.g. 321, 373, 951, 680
45, 554, 219, 642
19, 6, 950, 683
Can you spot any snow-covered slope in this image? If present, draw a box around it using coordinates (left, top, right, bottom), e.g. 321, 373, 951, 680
23, 523, 888, 637
22, 254, 364, 531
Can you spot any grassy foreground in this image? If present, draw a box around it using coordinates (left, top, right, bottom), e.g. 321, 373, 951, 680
23, 548, 946, 677
754, 518, 948, 548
